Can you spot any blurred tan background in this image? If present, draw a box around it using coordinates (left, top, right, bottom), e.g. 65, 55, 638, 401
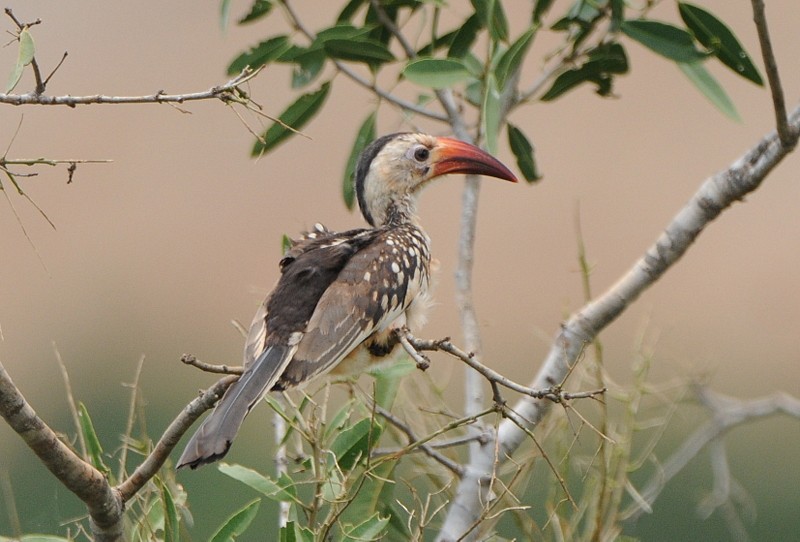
1, 1, 798, 539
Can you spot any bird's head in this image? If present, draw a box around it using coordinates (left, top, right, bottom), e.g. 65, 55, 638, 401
354, 132, 518, 227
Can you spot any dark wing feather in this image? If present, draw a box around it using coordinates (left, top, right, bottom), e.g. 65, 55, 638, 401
278, 230, 419, 388
177, 344, 294, 469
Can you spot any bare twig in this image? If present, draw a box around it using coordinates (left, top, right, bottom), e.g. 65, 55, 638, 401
400, 329, 605, 403
371, 403, 464, 476
0, 67, 261, 107
181, 353, 243, 375
750, 0, 795, 147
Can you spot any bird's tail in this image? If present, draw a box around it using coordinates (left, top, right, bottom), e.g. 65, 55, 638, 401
177, 345, 292, 469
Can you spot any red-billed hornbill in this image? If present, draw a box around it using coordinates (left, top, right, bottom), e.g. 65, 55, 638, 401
178, 132, 517, 469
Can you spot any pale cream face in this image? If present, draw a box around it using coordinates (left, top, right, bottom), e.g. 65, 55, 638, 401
361, 133, 442, 226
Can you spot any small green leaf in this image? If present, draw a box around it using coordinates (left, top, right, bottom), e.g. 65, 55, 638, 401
368, 357, 415, 409
338, 0, 366, 23
343, 112, 376, 210
495, 27, 535, 90
481, 73, 501, 154
228, 36, 291, 75
323, 38, 395, 64
219, 463, 298, 502
329, 418, 382, 471
154, 477, 179, 542
6, 28, 35, 93
77, 402, 110, 476
290, 49, 326, 89
403, 58, 471, 89
252, 81, 331, 156
280, 521, 315, 542
507, 124, 540, 183
540, 42, 628, 101
342, 513, 390, 541
448, 13, 482, 58
281, 234, 293, 254
621, 19, 706, 63
471, 0, 508, 42
238, 0, 273, 25
679, 2, 763, 86
220, 0, 232, 30
210, 499, 260, 542
678, 62, 740, 121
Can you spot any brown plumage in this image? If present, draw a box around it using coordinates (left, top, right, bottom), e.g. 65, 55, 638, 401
178, 133, 517, 469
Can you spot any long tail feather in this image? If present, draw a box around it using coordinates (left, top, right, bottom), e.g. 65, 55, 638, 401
177, 345, 292, 469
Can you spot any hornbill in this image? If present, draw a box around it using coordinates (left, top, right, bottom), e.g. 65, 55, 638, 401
178, 132, 517, 469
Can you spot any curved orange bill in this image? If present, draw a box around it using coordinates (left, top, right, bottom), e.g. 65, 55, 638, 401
432, 137, 518, 183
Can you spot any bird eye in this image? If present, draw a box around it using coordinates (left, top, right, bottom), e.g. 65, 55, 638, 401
413, 146, 430, 162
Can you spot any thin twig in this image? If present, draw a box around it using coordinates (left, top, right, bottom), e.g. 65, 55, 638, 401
750, 0, 794, 147
0, 67, 261, 107
180, 354, 243, 375
372, 403, 464, 476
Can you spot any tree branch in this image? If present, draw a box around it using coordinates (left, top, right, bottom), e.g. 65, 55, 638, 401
750, 0, 795, 148
624, 388, 800, 525
0, 68, 261, 107
436, 106, 800, 541
0, 361, 123, 541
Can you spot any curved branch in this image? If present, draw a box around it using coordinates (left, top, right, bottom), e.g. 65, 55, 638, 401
116, 375, 236, 501
0, 361, 123, 541
436, 106, 800, 541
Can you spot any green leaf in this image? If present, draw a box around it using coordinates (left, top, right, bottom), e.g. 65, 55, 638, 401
471, 0, 508, 42
368, 357, 415, 409
342, 513, 390, 541
218, 463, 298, 502
621, 20, 706, 63
228, 36, 291, 75
540, 42, 628, 101
323, 38, 395, 64
220, 0, 232, 30
238, 0, 273, 24
495, 27, 535, 90
337, 459, 398, 529
343, 112, 376, 210
280, 521, 315, 542
403, 58, 471, 89
290, 49, 326, 88
448, 13, 482, 58
210, 499, 260, 542
77, 402, 110, 476
252, 81, 331, 156
679, 2, 763, 85
154, 477, 180, 542
338, 0, 366, 23
678, 62, 740, 121
329, 418, 383, 472
507, 124, 540, 183
281, 233, 293, 254
481, 72, 501, 154
6, 28, 35, 93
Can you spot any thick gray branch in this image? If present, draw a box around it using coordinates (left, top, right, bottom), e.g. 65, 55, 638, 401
436, 106, 800, 541
0, 361, 123, 541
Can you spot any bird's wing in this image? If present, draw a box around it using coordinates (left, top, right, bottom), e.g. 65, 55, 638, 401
278, 230, 422, 388
179, 227, 378, 469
